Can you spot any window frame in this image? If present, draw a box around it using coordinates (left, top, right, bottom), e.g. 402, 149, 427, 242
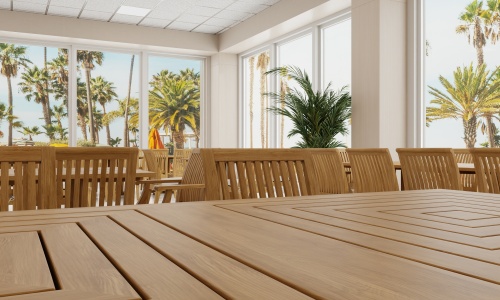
0, 36, 208, 148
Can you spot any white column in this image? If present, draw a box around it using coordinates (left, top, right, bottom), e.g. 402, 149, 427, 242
210, 53, 238, 147
351, 0, 407, 153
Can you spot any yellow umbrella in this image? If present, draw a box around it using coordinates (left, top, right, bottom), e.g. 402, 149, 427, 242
148, 128, 165, 149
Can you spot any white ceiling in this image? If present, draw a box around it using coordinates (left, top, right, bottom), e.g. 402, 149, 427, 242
0, 0, 282, 34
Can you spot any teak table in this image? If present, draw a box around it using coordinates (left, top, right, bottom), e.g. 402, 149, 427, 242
1, 190, 500, 299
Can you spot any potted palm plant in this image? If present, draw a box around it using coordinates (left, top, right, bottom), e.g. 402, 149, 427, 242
265, 66, 351, 148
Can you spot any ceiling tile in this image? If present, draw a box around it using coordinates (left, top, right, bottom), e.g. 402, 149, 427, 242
111, 13, 143, 24
192, 24, 224, 34
167, 21, 198, 31
155, 0, 193, 12
13, 1, 46, 13
50, 0, 85, 9
16, 0, 47, 5
0, 0, 10, 9
175, 14, 209, 24
203, 17, 235, 27
187, 6, 221, 17
139, 17, 172, 28
85, 0, 122, 13
239, 0, 280, 5
214, 9, 251, 21
123, 0, 161, 9
197, 0, 235, 9
48, 5, 80, 17
147, 9, 181, 20
79, 9, 113, 21
226, 2, 267, 14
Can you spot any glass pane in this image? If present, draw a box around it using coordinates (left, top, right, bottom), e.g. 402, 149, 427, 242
242, 50, 270, 148
0, 43, 68, 146
148, 56, 202, 151
277, 34, 313, 148
322, 19, 352, 147
76, 50, 139, 147
424, 0, 500, 148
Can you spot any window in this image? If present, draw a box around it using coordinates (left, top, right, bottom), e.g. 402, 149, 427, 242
424, 0, 500, 148
322, 18, 352, 147
148, 55, 202, 150
76, 49, 139, 147
0, 43, 68, 146
240, 13, 352, 149
0, 40, 206, 148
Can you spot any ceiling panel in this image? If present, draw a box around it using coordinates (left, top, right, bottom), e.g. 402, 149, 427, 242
79, 10, 113, 21
5, 0, 282, 35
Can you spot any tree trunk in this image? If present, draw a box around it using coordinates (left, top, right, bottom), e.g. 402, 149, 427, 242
101, 104, 111, 145
474, 17, 484, 66
85, 69, 95, 144
124, 55, 135, 147
260, 69, 266, 148
43, 46, 51, 129
7, 76, 13, 146
486, 114, 495, 147
78, 114, 87, 141
463, 116, 477, 148
172, 129, 185, 149
41, 97, 52, 128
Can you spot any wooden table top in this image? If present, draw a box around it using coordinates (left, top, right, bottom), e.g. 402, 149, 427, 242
1, 190, 500, 299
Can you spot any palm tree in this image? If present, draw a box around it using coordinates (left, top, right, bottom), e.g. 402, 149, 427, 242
51, 104, 67, 140
266, 66, 352, 148
106, 97, 139, 146
123, 55, 135, 147
48, 52, 69, 108
150, 70, 176, 89
19, 66, 53, 131
256, 52, 270, 147
456, 0, 500, 146
76, 78, 89, 140
248, 56, 255, 147
0, 43, 31, 145
18, 126, 42, 141
91, 76, 117, 145
0, 102, 11, 139
427, 64, 500, 148
149, 78, 199, 149
77, 50, 103, 144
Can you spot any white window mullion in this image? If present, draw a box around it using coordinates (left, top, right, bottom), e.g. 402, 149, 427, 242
139, 51, 149, 149
269, 44, 278, 148
312, 25, 320, 92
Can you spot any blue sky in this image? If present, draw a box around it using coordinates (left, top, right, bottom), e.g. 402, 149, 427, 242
0, 44, 200, 145
425, 0, 500, 147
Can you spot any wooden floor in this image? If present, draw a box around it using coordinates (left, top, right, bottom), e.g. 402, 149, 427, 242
1, 190, 500, 299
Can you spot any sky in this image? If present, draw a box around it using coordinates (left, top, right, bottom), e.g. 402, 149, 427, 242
0, 44, 200, 146
424, 0, 500, 147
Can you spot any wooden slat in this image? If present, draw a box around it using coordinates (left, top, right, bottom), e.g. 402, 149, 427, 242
79, 216, 222, 299
1, 162, 10, 211
40, 223, 140, 299
110, 210, 311, 300
2, 290, 138, 300
0, 232, 54, 296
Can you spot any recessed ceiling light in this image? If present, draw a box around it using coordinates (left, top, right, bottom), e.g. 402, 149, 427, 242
116, 5, 151, 17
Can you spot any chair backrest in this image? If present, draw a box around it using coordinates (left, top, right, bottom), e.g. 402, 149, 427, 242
453, 148, 476, 191
54, 147, 138, 208
470, 148, 500, 193
172, 149, 193, 177
396, 148, 461, 191
200, 148, 319, 200
308, 149, 349, 194
176, 151, 206, 202
337, 148, 352, 190
143, 149, 170, 179
346, 148, 399, 193
0, 147, 55, 211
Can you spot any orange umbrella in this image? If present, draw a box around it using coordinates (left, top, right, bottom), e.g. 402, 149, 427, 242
148, 128, 165, 149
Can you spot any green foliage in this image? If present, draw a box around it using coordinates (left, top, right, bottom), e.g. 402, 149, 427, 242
109, 137, 122, 147
265, 65, 351, 148
77, 139, 96, 147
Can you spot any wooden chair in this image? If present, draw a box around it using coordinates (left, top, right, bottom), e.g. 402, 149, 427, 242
0, 147, 55, 211
201, 148, 320, 200
143, 149, 171, 179
172, 149, 193, 178
54, 147, 138, 208
470, 148, 500, 193
137, 151, 205, 203
337, 148, 353, 190
346, 148, 399, 193
396, 148, 461, 191
453, 148, 476, 191
308, 149, 350, 194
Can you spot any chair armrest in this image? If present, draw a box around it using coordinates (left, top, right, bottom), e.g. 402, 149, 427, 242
154, 183, 205, 193
136, 178, 182, 185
